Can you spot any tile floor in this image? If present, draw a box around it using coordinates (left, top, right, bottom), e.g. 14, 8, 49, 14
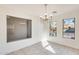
7, 41, 79, 55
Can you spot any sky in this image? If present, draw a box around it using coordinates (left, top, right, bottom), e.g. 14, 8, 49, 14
64, 18, 75, 25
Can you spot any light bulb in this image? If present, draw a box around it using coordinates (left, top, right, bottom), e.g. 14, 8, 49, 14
44, 13, 47, 15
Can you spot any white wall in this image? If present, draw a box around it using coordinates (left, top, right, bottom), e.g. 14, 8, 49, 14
0, 6, 41, 55
48, 9, 79, 49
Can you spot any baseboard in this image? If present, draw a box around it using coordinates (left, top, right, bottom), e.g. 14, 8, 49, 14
48, 40, 79, 50
4, 40, 40, 55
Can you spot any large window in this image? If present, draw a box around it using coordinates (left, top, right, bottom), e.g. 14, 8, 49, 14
63, 18, 75, 39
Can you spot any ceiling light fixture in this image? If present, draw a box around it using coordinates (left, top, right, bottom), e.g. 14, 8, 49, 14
40, 4, 57, 21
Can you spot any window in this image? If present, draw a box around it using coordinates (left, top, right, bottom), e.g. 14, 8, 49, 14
63, 18, 75, 39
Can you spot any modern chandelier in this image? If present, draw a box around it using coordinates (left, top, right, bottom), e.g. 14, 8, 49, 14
40, 4, 57, 21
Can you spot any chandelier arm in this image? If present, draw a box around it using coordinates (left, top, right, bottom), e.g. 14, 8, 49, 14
40, 4, 57, 22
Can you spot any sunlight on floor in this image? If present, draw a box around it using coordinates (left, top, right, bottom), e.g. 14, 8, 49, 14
41, 40, 56, 54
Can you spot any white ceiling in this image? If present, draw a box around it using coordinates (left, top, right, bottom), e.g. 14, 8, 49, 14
0, 4, 79, 16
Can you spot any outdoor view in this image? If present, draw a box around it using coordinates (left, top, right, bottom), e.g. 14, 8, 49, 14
63, 18, 75, 39
49, 22, 57, 37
